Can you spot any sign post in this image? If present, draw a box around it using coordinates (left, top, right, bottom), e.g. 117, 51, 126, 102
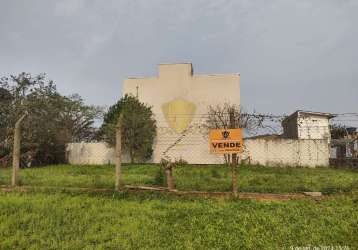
209, 128, 243, 197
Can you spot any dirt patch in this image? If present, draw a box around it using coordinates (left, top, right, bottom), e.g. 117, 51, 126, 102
1, 184, 326, 201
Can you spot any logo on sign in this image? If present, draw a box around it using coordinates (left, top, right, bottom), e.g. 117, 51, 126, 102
222, 130, 230, 139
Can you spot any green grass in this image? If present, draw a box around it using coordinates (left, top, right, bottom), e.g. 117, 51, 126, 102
0, 165, 357, 249
0, 164, 158, 189
0, 164, 357, 194
0, 191, 357, 249
174, 165, 358, 194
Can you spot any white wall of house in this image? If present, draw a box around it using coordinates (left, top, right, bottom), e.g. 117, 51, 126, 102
297, 115, 331, 140
282, 111, 332, 141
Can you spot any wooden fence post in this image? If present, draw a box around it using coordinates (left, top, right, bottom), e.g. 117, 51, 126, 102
231, 153, 238, 197
229, 110, 238, 197
115, 114, 123, 191
12, 114, 27, 186
165, 163, 175, 191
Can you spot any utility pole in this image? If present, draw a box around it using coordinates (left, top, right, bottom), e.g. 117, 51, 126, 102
115, 114, 123, 190
12, 113, 27, 186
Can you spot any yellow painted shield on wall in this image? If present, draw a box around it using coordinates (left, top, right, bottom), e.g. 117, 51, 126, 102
162, 98, 196, 133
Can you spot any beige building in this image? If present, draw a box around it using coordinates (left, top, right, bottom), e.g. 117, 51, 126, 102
123, 63, 240, 164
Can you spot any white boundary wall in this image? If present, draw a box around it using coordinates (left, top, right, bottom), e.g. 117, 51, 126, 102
243, 138, 329, 167
66, 138, 329, 167
66, 143, 115, 165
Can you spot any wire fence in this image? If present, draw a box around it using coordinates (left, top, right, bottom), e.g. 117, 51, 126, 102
1, 112, 358, 165
151, 111, 358, 165
0, 111, 357, 195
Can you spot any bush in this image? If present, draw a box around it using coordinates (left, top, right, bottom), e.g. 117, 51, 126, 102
160, 158, 171, 168
174, 158, 188, 166
321, 186, 340, 195
100, 94, 156, 163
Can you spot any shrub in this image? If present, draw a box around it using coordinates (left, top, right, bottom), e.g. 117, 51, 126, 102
174, 158, 188, 167
321, 186, 340, 195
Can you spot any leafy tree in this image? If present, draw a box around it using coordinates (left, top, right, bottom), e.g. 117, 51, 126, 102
0, 73, 102, 166
100, 94, 156, 163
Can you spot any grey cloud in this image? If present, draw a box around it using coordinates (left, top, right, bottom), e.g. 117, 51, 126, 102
0, 0, 357, 125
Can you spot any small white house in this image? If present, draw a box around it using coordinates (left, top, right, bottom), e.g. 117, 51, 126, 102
282, 111, 336, 140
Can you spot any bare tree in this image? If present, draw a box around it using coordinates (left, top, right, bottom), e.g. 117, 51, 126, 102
205, 103, 270, 197
206, 103, 266, 132
205, 104, 239, 196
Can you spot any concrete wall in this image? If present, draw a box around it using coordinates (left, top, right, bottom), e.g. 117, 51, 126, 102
243, 138, 329, 167
66, 138, 330, 167
66, 143, 115, 165
123, 63, 240, 164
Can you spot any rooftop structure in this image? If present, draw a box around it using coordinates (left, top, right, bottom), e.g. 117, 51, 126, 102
282, 110, 336, 140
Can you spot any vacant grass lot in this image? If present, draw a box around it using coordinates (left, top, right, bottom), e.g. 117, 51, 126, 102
0, 191, 357, 249
0, 165, 357, 249
0, 164, 357, 194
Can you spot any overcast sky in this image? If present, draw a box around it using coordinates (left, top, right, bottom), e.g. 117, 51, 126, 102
1, 0, 357, 122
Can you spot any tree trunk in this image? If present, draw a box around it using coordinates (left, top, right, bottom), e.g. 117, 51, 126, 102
115, 114, 123, 190
165, 166, 175, 191
12, 114, 27, 186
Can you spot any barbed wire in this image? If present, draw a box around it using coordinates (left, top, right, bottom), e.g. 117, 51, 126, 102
155, 109, 358, 160
154, 112, 358, 117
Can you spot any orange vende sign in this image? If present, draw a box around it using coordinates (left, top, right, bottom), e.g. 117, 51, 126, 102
209, 128, 244, 154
